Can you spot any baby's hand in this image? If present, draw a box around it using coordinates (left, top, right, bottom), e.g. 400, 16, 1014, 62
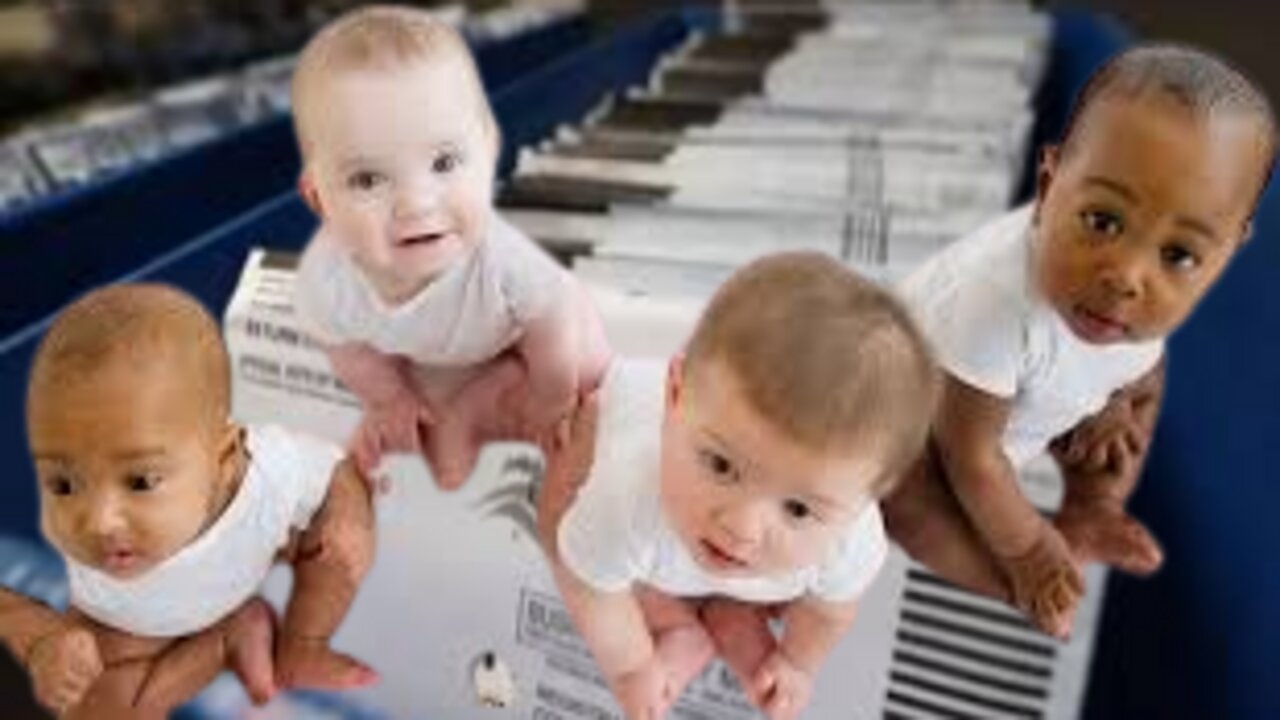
26, 623, 103, 715
1003, 524, 1085, 639
1051, 397, 1144, 476
349, 396, 433, 478
751, 650, 813, 720
613, 659, 673, 720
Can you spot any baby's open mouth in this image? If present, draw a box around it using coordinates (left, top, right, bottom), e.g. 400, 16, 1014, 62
1072, 304, 1130, 341
100, 548, 142, 573
397, 231, 447, 247
701, 539, 749, 570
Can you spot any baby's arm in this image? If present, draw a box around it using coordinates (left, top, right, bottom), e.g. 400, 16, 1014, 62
517, 296, 582, 436
276, 458, 377, 692
935, 374, 1082, 638
750, 596, 858, 720
551, 563, 670, 720
328, 342, 429, 475
1053, 360, 1167, 575
936, 376, 1043, 557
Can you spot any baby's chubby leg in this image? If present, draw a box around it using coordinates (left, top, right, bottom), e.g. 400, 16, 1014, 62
700, 600, 778, 699
634, 587, 717, 704
886, 447, 1082, 638
881, 450, 1012, 604
422, 353, 527, 490
276, 459, 378, 691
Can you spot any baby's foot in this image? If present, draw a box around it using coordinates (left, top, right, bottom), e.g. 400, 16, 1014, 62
654, 624, 715, 702
701, 600, 777, 693
349, 398, 433, 478
225, 598, 277, 705
613, 659, 674, 720
275, 635, 377, 692
425, 413, 483, 491
1001, 527, 1085, 639
1057, 499, 1163, 576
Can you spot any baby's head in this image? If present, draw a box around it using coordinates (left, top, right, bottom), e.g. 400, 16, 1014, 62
659, 253, 938, 577
27, 284, 243, 579
292, 5, 499, 305
1034, 43, 1275, 344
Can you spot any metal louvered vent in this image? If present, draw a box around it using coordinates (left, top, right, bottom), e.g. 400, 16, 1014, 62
884, 566, 1059, 720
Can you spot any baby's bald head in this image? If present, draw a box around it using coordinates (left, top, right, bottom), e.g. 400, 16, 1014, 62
291, 4, 496, 161
28, 284, 230, 433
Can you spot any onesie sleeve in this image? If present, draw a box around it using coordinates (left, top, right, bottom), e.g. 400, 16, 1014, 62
489, 214, 571, 327
556, 471, 646, 594
294, 233, 353, 347
274, 426, 345, 531
900, 268, 1024, 398
809, 503, 890, 603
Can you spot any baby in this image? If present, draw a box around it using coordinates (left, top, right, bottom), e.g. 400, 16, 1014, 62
4, 284, 376, 718
546, 253, 939, 719
892, 44, 1276, 637
290, 5, 611, 489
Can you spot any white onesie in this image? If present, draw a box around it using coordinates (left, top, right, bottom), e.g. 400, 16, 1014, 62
898, 204, 1165, 467
294, 212, 569, 366
67, 425, 341, 638
558, 359, 889, 605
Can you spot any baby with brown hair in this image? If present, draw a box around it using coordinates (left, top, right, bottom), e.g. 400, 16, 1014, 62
544, 252, 939, 720
1, 284, 376, 718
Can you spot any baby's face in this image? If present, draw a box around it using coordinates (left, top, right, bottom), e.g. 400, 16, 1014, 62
659, 358, 883, 578
29, 357, 234, 579
1033, 95, 1266, 344
301, 55, 497, 304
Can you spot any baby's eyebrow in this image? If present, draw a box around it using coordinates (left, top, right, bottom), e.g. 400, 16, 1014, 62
1083, 176, 1138, 202
795, 490, 850, 515
111, 447, 168, 462
1174, 215, 1222, 243
699, 428, 736, 457
337, 156, 383, 171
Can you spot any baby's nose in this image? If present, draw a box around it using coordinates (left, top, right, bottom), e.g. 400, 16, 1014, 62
716, 502, 766, 548
1097, 249, 1146, 300
394, 177, 443, 220
82, 494, 128, 537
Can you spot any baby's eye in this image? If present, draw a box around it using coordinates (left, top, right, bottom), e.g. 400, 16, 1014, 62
1080, 209, 1124, 237
782, 499, 812, 521
698, 449, 735, 481
1161, 244, 1201, 272
127, 474, 160, 493
433, 152, 461, 174
346, 170, 386, 191
44, 475, 74, 497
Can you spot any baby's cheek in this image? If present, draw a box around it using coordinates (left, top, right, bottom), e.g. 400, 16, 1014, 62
788, 527, 838, 567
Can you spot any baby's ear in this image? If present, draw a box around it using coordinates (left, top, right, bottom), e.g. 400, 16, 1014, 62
217, 423, 246, 489
486, 114, 504, 168
298, 171, 324, 217
1033, 145, 1060, 221
1241, 219, 1255, 244
666, 354, 685, 412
